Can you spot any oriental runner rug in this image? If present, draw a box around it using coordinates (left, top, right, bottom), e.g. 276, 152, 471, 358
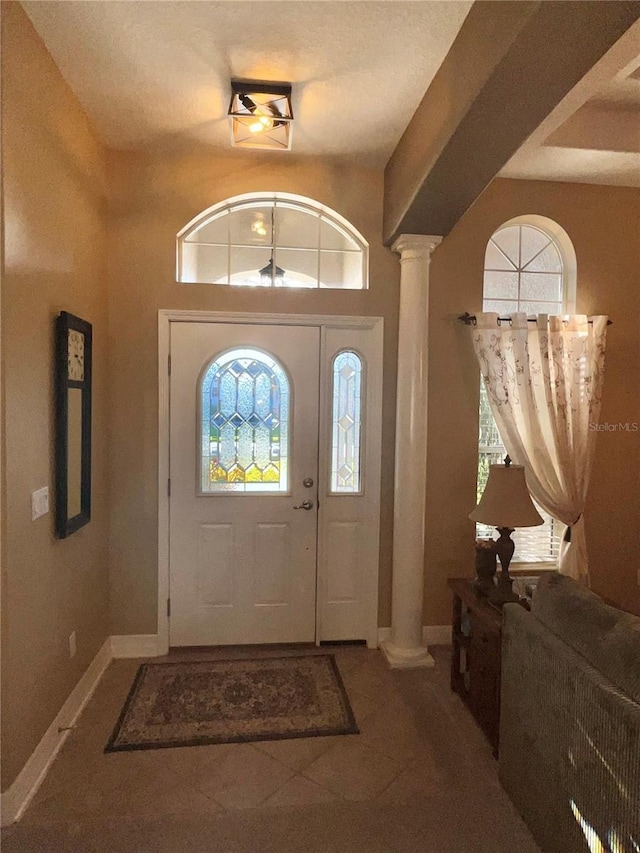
106, 654, 358, 752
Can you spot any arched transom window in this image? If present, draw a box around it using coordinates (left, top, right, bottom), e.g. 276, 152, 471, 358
178, 193, 368, 290
477, 218, 576, 565
483, 223, 564, 315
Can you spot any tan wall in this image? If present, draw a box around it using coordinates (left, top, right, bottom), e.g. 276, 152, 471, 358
3, 0, 637, 799
107, 146, 400, 634
108, 152, 640, 637
1, 3, 109, 790
426, 178, 640, 625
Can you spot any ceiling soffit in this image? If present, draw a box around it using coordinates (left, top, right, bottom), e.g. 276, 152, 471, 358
383, 1, 640, 243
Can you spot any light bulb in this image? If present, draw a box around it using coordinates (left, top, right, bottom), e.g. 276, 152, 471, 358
248, 111, 274, 134
251, 216, 267, 237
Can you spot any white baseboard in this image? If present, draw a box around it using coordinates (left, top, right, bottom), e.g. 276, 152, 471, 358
0, 637, 112, 827
110, 634, 160, 658
377, 625, 451, 646
1, 632, 162, 826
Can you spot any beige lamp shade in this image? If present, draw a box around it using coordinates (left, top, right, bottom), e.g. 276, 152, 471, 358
470, 463, 544, 528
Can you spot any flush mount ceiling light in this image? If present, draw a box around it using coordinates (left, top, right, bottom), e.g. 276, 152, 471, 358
228, 80, 293, 151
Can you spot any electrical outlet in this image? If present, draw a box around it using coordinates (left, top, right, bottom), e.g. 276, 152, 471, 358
69, 631, 77, 659
31, 487, 49, 521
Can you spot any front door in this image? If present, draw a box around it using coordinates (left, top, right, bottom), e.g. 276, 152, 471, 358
169, 322, 320, 646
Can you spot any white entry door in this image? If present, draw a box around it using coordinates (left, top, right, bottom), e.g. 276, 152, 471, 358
169, 323, 320, 646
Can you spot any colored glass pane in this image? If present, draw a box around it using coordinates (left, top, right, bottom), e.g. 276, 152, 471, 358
200, 348, 289, 493
331, 351, 363, 493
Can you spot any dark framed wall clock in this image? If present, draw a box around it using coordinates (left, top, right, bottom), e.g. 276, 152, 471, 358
55, 311, 92, 538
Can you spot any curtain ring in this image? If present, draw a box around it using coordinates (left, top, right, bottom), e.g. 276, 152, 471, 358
497, 317, 502, 326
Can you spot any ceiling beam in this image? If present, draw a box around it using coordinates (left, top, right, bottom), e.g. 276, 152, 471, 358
383, 1, 640, 244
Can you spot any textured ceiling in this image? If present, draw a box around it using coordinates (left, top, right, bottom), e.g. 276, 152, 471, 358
23, 0, 472, 164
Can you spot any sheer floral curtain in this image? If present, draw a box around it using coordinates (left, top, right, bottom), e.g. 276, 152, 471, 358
470, 313, 608, 584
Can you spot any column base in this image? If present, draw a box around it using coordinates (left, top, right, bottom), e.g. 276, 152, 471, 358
380, 639, 435, 669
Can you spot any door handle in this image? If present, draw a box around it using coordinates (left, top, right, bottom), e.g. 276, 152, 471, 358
293, 500, 314, 510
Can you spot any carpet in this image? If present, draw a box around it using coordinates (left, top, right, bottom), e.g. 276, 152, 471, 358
105, 654, 358, 752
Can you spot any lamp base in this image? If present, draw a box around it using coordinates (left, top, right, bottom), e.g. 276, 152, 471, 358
488, 527, 520, 606
488, 572, 521, 606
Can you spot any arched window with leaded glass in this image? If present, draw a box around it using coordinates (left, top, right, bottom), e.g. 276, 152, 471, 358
200, 348, 290, 493
477, 217, 576, 564
178, 193, 368, 290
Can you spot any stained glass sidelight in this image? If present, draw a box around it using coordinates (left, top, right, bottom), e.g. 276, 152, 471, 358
200, 348, 289, 493
331, 351, 363, 493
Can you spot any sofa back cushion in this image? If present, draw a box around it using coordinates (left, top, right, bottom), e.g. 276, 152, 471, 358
533, 572, 640, 703
500, 604, 640, 853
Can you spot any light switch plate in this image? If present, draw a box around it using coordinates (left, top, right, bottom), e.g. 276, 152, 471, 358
31, 487, 49, 521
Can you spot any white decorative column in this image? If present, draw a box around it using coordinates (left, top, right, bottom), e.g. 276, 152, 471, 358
381, 234, 442, 668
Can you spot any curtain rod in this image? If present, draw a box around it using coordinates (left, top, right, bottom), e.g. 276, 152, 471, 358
458, 312, 612, 326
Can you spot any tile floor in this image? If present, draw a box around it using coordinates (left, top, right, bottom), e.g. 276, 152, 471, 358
2, 645, 541, 852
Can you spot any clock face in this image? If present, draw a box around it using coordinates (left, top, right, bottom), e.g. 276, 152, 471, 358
68, 330, 85, 381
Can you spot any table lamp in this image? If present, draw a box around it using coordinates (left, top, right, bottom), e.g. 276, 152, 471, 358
469, 456, 543, 604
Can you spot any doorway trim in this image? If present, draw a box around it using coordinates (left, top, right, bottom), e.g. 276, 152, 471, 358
157, 309, 384, 655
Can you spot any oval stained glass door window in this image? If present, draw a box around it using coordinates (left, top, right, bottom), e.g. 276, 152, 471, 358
200, 348, 290, 493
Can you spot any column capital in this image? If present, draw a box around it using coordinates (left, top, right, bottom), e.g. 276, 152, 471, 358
391, 234, 443, 261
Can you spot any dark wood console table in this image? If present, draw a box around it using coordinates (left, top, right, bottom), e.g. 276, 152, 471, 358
447, 578, 504, 755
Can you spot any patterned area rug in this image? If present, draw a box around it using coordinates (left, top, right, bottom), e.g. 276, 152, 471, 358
105, 654, 358, 752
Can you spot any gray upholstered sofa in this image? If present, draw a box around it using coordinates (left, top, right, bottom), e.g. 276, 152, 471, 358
499, 572, 640, 853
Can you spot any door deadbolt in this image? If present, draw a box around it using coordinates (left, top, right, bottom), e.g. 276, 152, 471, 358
302, 477, 314, 488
